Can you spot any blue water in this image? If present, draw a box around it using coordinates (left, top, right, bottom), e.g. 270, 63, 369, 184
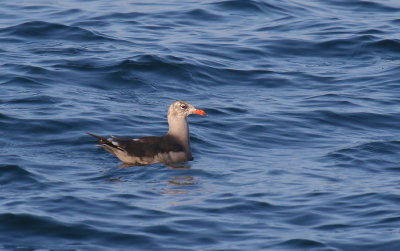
1, 0, 400, 250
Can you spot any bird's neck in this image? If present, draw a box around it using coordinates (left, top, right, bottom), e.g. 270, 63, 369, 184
167, 116, 191, 151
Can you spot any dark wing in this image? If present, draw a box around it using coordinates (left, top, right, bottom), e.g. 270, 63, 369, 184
106, 135, 184, 158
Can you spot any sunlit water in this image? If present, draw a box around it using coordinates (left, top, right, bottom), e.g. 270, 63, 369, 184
1, 0, 400, 250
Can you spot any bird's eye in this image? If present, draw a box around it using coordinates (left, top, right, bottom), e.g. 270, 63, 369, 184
180, 104, 188, 109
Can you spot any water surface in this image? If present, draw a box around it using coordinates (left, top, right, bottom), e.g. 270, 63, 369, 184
1, 0, 400, 250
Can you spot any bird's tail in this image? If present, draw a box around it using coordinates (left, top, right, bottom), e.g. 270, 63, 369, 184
87, 132, 109, 144
87, 132, 124, 153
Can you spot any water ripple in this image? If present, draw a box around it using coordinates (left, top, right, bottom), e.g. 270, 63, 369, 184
2, 0, 400, 250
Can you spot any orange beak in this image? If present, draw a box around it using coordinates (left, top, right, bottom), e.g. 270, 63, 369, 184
193, 109, 206, 116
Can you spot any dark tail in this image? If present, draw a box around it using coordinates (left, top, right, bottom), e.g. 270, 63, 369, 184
87, 132, 124, 152
87, 132, 109, 144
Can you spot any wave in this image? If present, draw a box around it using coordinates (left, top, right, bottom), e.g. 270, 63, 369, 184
0, 165, 49, 190
1, 76, 46, 88
274, 238, 327, 249
0, 212, 159, 250
324, 140, 400, 171
211, 0, 286, 15
323, 0, 400, 13
0, 21, 118, 42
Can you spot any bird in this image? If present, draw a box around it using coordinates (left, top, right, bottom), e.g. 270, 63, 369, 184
88, 100, 206, 165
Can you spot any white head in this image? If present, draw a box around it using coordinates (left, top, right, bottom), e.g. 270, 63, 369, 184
168, 100, 206, 119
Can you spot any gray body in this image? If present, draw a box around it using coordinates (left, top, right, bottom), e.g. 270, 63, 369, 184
88, 101, 205, 165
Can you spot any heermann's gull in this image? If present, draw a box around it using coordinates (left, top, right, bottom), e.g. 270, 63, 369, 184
88, 100, 206, 165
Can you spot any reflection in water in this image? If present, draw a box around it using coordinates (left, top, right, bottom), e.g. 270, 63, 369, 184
164, 164, 198, 196
164, 174, 207, 206
118, 163, 146, 168
108, 163, 200, 200
168, 175, 196, 186
166, 163, 191, 170
113, 163, 198, 196
163, 175, 198, 195
118, 163, 191, 169
107, 177, 123, 182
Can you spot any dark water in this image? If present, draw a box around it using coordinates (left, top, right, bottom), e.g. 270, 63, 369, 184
1, 0, 400, 250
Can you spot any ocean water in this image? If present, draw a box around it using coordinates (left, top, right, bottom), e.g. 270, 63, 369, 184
1, 0, 400, 250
